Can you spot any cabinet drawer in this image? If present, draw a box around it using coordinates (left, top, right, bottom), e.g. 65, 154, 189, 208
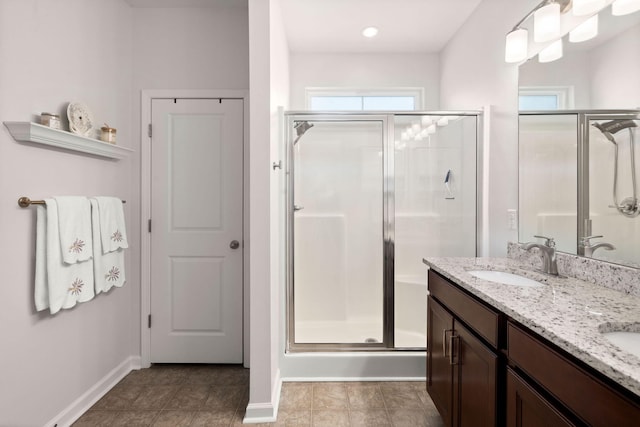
428, 270, 500, 348
507, 322, 640, 427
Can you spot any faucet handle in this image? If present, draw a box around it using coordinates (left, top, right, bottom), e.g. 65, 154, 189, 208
580, 235, 603, 245
533, 235, 556, 248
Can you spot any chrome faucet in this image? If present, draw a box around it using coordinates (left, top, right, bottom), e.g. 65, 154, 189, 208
521, 235, 559, 276
579, 235, 616, 258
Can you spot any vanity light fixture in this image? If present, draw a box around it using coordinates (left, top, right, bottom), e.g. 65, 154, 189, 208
534, 1, 562, 42
573, 0, 606, 15
539, 38, 564, 62
569, 14, 599, 42
505, 0, 571, 63
612, 0, 640, 15
362, 26, 379, 38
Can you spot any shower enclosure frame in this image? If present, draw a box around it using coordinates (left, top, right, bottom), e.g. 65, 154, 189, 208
519, 109, 640, 254
285, 111, 484, 352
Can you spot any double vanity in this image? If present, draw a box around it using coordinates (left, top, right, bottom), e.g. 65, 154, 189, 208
423, 244, 640, 426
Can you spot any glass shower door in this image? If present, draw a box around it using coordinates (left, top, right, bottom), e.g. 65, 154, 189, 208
519, 113, 578, 253
393, 114, 478, 348
290, 118, 386, 345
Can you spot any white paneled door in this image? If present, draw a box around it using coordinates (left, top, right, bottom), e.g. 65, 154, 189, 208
150, 98, 243, 363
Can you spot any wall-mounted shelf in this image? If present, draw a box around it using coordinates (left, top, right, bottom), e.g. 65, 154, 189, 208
3, 121, 133, 160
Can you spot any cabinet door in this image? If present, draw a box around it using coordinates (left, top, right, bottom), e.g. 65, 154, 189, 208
506, 368, 575, 427
454, 320, 498, 427
428, 296, 454, 427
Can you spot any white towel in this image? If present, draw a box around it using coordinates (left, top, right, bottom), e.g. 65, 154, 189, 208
35, 199, 95, 314
34, 205, 49, 312
90, 199, 126, 294
54, 196, 93, 264
93, 197, 128, 253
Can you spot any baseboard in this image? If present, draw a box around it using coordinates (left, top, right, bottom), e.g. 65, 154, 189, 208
283, 376, 427, 382
243, 369, 282, 424
47, 356, 141, 427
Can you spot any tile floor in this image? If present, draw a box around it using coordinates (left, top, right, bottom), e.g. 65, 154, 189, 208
73, 364, 445, 427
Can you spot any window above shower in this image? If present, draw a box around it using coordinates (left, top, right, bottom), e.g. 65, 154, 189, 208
305, 87, 423, 111
519, 86, 574, 110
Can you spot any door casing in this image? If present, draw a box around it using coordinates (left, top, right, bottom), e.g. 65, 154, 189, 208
140, 89, 250, 368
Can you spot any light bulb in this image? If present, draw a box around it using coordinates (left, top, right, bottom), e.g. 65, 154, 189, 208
573, 0, 606, 16
534, 3, 561, 43
505, 28, 528, 63
569, 14, 598, 42
539, 39, 563, 63
612, 0, 640, 15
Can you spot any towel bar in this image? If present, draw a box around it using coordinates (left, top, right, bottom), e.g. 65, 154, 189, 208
18, 196, 126, 208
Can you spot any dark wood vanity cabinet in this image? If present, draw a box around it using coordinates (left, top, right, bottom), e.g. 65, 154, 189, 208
427, 269, 640, 427
427, 271, 500, 427
507, 322, 640, 427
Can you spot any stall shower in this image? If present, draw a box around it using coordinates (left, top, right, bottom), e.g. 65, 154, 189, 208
285, 112, 480, 351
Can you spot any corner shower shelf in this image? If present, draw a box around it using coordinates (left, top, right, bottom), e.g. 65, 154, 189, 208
3, 121, 133, 160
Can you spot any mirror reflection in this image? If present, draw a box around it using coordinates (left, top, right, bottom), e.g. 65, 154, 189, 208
518, 6, 640, 268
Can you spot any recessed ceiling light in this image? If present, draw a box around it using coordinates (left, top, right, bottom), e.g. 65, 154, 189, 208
362, 27, 379, 38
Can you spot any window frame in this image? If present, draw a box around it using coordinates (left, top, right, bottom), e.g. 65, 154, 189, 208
519, 86, 575, 111
305, 87, 424, 111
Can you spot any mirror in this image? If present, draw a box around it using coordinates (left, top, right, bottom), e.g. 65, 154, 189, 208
518, 6, 640, 268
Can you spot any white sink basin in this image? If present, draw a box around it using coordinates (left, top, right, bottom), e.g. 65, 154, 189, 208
602, 332, 640, 359
467, 270, 544, 288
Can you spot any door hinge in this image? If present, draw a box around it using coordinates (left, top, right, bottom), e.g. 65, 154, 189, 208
148, 123, 152, 138
148, 219, 151, 233
148, 314, 152, 328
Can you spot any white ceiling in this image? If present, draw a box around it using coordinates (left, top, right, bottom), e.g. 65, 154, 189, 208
279, 0, 483, 53
124, 0, 483, 53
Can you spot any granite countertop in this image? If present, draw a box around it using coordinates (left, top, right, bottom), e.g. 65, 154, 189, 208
423, 256, 640, 399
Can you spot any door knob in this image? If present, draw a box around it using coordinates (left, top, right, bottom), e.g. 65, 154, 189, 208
230, 240, 240, 249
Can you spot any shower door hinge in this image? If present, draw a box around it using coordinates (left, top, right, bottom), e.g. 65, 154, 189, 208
148, 314, 151, 328
148, 123, 152, 138
148, 219, 152, 233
